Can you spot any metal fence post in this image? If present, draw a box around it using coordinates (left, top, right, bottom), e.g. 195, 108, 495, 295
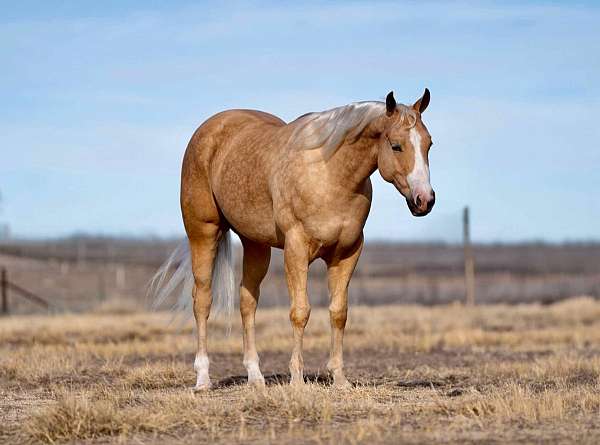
463, 207, 476, 306
1, 268, 8, 315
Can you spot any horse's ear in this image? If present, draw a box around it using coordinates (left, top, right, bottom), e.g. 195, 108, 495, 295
386, 91, 396, 115
412, 88, 430, 113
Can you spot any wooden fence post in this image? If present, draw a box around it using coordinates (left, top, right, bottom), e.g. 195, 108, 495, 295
463, 207, 476, 306
1, 268, 8, 315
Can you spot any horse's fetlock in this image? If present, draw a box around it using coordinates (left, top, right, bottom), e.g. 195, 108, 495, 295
327, 358, 343, 372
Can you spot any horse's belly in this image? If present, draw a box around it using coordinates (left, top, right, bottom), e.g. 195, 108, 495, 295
219, 196, 280, 246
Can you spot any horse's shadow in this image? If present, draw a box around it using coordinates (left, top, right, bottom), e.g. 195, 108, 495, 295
214, 372, 335, 389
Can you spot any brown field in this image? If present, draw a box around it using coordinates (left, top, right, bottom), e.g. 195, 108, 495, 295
2, 297, 600, 444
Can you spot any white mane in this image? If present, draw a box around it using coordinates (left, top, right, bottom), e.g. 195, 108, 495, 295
289, 101, 414, 159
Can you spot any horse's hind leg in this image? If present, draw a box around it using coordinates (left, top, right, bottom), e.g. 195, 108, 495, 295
239, 237, 271, 386
188, 224, 221, 391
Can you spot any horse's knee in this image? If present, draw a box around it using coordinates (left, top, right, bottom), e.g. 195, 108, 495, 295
329, 303, 347, 329
290, 304, 311, 328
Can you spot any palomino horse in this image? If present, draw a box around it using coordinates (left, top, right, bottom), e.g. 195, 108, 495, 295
154, 89, 435, 390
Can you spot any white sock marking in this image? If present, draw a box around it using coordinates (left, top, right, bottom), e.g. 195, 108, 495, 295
194, 354, 211, 388
244, 359, 264, 381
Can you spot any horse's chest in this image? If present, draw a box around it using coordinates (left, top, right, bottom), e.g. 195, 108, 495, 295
286, 185, 371, 249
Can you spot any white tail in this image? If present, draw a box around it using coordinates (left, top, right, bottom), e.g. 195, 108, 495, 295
149, 232, 236, 327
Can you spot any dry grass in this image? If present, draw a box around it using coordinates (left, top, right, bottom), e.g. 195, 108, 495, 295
2, 297, 600, 444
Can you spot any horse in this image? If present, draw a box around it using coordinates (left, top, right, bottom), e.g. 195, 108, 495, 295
152, 89, 435, 391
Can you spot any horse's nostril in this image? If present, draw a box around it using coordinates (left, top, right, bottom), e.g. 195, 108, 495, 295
415, 195, 422, 207
428, 196, 436, 211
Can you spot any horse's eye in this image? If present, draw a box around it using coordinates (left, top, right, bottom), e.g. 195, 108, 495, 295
386, 136, 403, 152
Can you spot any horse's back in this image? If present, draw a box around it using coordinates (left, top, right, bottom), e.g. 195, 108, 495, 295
200, 108, 283, 138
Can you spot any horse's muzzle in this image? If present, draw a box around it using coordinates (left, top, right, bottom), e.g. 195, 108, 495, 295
407, 190, 435, 217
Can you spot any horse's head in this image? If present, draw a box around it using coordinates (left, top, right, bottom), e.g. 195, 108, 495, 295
377, 89, 435, 217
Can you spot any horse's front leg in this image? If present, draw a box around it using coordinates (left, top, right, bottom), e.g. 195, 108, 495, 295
284, 229, 311, 385
324, 234, 364, 388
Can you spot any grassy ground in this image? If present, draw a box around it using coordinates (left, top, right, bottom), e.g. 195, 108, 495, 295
2, 297, 600, 444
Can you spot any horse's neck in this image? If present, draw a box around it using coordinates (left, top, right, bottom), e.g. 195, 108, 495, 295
328, 134, 380, 191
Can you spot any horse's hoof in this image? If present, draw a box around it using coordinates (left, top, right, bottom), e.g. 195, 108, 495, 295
290, 377, 305, 386
333, 378, 352, 389
192, 382, 212, 393
248, 376, 266, 387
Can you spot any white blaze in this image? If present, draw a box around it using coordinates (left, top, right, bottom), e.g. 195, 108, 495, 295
407, 127, 431, 192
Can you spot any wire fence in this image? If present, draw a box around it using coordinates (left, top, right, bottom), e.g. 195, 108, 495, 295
1, 267, 51, 315
1, 213, 599, 314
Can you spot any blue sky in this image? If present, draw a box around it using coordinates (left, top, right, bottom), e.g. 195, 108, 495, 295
1, 1, 599, 242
